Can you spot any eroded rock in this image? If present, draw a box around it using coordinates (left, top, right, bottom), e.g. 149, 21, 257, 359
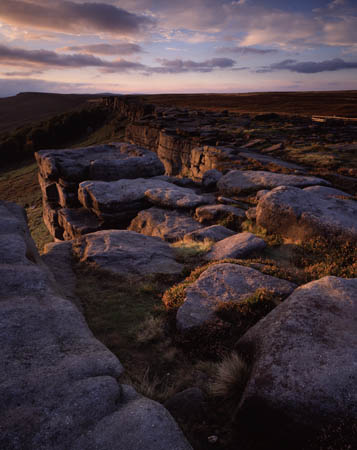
184, 225, 235, 242
176, 263, 296, 330
205, 232, 266, 261
129, 207, 202, 242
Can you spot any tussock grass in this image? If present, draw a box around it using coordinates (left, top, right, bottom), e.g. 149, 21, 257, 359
209, 352, 250, 402
172, 238, 214, 263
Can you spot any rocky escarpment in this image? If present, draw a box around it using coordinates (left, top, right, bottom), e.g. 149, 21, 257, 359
0, 200, 192, 450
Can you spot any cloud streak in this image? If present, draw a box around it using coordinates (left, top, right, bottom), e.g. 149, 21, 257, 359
0, 0, 155, 36
258, 58, 357, 73
150, 57, 236, 73
61, 43, 144, 55
217, 46, 278, 55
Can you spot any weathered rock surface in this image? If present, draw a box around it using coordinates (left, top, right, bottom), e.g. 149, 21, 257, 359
129, 207, 202, 241
218, 170, 329, 195
202, 169, 223, 188
78, 178, 175, 225
195, 204, 246, 224
205, 232, 266, 261
176, 263, 296, 330
184, 225, 235, 242
256, 185, 357, 241
58, 207, 102, 240
0, 200, 191, 450
36, 143, 164, 182
236, 276, 357, 434
75, 229, 183, 275
145, 185, 208, 209
36, 143, 165, 239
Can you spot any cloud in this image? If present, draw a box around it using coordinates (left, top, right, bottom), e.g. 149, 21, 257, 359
149, 57, 236, 73
258, 58, 357, 73
61, 43, 144, 55
217, 46, 278, 55
0, 0, 155, 36
0, 44, 146, 72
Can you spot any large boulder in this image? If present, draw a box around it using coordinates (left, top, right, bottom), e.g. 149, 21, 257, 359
205, 232, 266, 261
129, 207, 202, 242
236, 276, 357, 439
256, 185, 357, 242
78, 178, 175, 226
75, 229, 183, 276
176, 263, 296, 331
0, 200, 191, 450
217, 170, 329, 196
36, 143, 164, 182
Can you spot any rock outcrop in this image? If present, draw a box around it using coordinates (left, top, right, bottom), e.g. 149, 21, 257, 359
129, 207, 202, 241
0, 200, 191, 450
256, 185, 357, 242
176, 263, 296, 330
236, 276, 357, 438
217, 170, 329, 196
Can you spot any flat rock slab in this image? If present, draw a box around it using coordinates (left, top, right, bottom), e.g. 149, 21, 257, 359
256, 185, 357, 242
217, 170, 329, 195
205, 232, 266, 260
177, 263, 296, 330
145, 185, 208, 209
236, 276, 357, 433
36, 143, 164, 182
58, 207, 102, 240
195, 204, 246, 224
129, 207, 202, 242
239, 151, 304, 171
76, 229, 183, 275
184, 225, 235, 242
0, 202, 192, 449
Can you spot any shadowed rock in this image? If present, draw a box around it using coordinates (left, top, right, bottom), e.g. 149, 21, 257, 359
205, 232, 266, 261
176, 263, 296, 331
75, 230, 183, 276
236, 276, 357, 438
256, 185, 357, 242
129, 207, 202, 242
195, 204, 246, 224
0, 200, 191, 450
184, 225, 235, 243
218, 170, 329, 196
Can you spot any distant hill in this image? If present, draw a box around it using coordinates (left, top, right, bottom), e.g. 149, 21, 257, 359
0, 92, 108, 133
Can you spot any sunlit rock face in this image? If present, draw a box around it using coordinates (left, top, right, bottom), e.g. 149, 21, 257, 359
217, 170, 330, 196
236, 276, 357, 439
256, 185, 357, 242
176, 263, 296, 331
0, 199, 192, 450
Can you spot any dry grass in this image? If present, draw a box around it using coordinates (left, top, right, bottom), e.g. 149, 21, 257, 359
209, 352, 250, 402
136, 315, 166, 344
172, 238, 214, 263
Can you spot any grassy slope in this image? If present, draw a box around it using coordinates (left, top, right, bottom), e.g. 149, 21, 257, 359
0, 92, 101, 133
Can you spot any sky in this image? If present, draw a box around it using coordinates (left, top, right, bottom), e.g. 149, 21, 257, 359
0, 0, 356, 96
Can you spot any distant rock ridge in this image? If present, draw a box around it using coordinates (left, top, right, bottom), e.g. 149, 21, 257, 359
0, 199, 192, 450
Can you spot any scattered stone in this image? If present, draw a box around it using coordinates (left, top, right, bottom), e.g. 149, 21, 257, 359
129, 207, 202, 242
236, 276, 357, 435
75, 230, 183, 276
176, 263, 296, 330
256, 185, 357, 242
195, 204, 245, 224
205, 232, 266, 261
217, 196, 241, 205
208, 435, 219, 444
184, 225, 235, 243
218, 170, 329, 196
